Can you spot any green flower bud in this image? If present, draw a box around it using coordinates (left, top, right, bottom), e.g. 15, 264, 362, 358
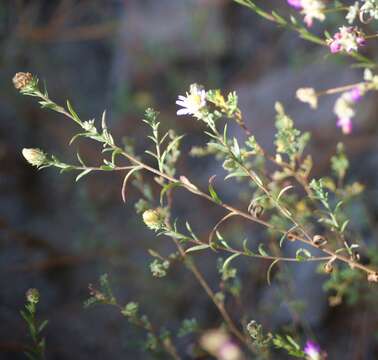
26, 288, 40, 304
22, 148, 47, 167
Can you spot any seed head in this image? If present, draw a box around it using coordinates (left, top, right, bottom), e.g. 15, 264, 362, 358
13, 72, 33, 90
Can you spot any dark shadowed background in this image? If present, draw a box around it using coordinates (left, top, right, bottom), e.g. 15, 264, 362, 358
1, 0, 378, 359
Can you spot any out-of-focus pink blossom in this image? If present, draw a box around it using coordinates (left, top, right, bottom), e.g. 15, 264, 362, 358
337, 117, 353, 134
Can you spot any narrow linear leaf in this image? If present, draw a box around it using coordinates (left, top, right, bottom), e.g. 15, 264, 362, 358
208, 176, 222, 204
185, 244, 210, 254
121, 166, 143, 203
267, 259, 280, 285
76, 169, 92, 182
222, 253, 241, 273
277, 185, 294, 202
258, 243, 269, 257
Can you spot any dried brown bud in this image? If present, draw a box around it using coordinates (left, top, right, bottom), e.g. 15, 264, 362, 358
329, 295, 342, 307
312, 235, 327, 247
367, 272, 378, 283
324, 261, 334, 274
351, 251, 360, 262
287, 232, 297, 242
13, 72, 33, 90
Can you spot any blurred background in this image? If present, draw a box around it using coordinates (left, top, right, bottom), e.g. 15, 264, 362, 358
1, 0, 378, 359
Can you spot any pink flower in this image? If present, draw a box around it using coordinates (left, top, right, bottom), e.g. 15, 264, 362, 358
348, 87, 363, 102
287, 0, 302, 9
337, 117, 353, 134
328, 27, 366, 53
304, 341, 321, 360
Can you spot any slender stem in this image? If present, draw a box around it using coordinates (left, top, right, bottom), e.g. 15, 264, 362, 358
115, 147, 376, 276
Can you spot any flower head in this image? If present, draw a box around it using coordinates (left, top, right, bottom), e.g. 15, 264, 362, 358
22, 148, 47, 167
26, 288, 40, 304
176, 84, 206, 118
333, 87, 364, 134
328, 26, 366, 53
346, 2, 360, 24
288, 0, 325, 27
13, 72, 34, 91
200, 329, 243, 360
296, 87, 318, 109
304, 341, 322, 360
336, 117, 353, 134
142, 209, 165, 231
287, 0, 302, 9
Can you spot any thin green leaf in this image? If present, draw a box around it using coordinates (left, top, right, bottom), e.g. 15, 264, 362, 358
185, 244, 210, 254
121, 166, 143, 203
75, 169, 92, 182
267, 259, 280, 285
222, 253, 241, 273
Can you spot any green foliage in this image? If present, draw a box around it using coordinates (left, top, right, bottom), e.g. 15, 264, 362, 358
272, 335, 305, 358
274, 102, 310, 162
177, 319, 199, 338
21, 289, 48, 360
149, 259, 170, 278
331, 143, 349, 182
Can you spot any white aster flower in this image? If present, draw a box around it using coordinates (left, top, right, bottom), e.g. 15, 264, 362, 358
346, 2, 360, 24
176, 84, 207, 118
82, 119, 96, 133
296, 87, 318, 109
301, 0, 326, 27
334, 93, 355, 121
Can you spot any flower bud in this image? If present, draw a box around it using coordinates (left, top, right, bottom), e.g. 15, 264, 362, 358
143, 209, 164, 230
324, 261, 334, 274
312, 235, 327, 247
287, 232, 297, 242
22, 148, 47, 167
296, 88, 318, 109
26, 288, 40, 304
13, 72, 33, 90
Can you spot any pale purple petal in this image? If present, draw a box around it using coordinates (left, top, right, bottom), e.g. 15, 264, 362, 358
287, 0, 302, 9
304, 341, 321, 359
337, 117, 353, 134
348, 87, 363, 102
330, 41, 341, 53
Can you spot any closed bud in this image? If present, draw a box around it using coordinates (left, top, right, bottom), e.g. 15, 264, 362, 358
143, 209, 164, 230
324, 261, 334, 274
26, 288, 40, 304
287, 232, 297, 242
312, 235, 327, 247
22, 148, 47, 167
13, 72, 33, 90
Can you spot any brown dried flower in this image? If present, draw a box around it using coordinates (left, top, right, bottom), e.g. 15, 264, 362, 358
13, 72, 33, 90
312, 235, 327, 247
367, 272, 378, 283
324, 259, 335, 274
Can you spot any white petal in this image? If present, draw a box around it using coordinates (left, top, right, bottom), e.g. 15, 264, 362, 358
177, 109, 190, 115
